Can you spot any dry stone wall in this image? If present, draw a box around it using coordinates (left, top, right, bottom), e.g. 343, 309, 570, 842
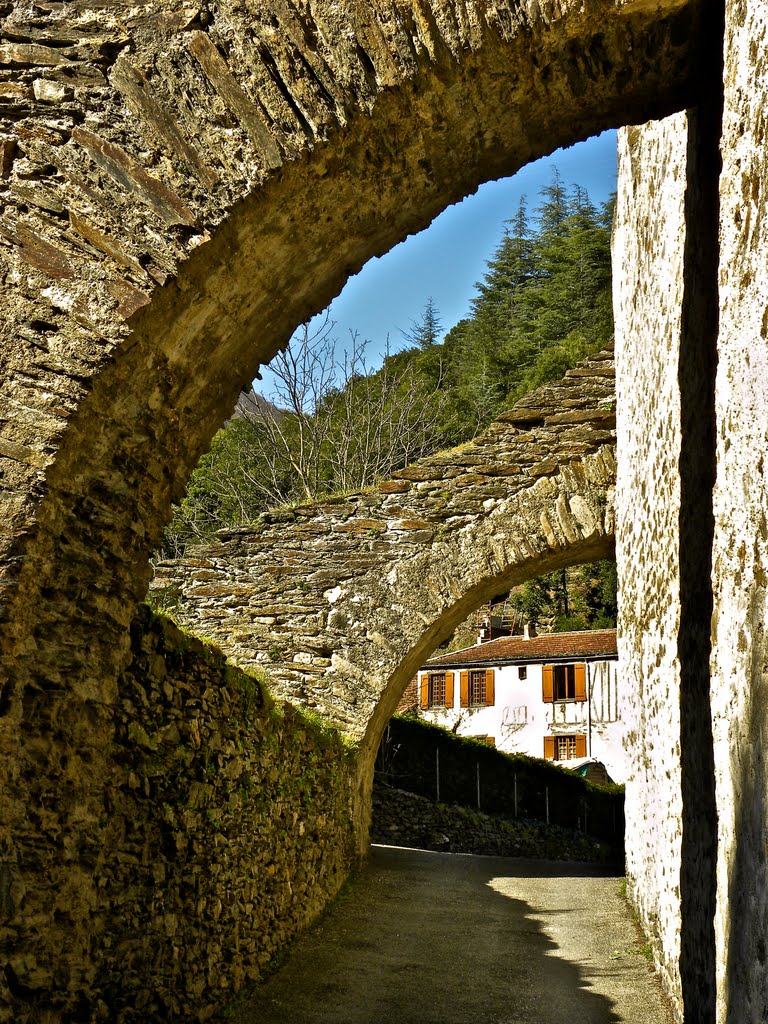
151, 350, 617, 772
371, 783, 617, 862
2, 603, 356, 1023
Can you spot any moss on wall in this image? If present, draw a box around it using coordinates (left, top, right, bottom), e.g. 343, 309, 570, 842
6, 605, 358, 1023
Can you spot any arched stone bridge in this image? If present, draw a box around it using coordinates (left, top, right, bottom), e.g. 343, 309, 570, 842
0, 0, 690, 713
152, 347, 616, 769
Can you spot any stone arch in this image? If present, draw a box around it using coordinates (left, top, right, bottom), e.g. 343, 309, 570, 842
151, 347, 617, 820
1, 0, 692, 709
0, 9, 689, 991
0, 1, 700, 1018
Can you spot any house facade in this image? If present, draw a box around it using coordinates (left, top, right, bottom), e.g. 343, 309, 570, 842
416, 628, 628, 783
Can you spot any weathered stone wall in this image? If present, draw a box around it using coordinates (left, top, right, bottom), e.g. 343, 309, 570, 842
2, 605, 357, 1023
711, 3, 768, 1019
614, 115, 688, 1011
151, 351, 617, 774
376, 715, 624, 844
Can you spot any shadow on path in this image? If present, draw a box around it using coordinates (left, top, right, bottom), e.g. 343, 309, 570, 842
223, 845, 673, 1024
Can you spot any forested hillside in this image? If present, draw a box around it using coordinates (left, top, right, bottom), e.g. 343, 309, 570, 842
398, 173, 613, 440
161, 171, 617, 632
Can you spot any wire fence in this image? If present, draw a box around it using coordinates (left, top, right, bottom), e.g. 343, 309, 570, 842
376, 716, 624, 845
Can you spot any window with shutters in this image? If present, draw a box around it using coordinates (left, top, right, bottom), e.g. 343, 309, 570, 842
459, 669, 495, 708
419, 671, 455, 709
543, 734, 587, 761
518, 665, 527, 680
556, 734, 578, 759
430, 672, 446, 706
542, 663, 587, 703
468, 669, 486, 706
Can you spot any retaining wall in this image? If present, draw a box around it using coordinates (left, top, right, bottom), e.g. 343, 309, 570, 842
2, 606, 357, 1023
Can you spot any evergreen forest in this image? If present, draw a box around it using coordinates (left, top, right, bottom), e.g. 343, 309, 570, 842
161, 172, 617, 631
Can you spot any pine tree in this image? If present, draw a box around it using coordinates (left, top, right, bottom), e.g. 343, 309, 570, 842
447, 197, 541, 423
402, 297, 442, 350
535, 167, 570, 237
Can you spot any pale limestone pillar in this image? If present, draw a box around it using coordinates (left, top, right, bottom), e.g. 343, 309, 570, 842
711, 2, 768, 1019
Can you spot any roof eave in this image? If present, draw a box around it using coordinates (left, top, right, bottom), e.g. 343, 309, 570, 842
424, 652, 618, 669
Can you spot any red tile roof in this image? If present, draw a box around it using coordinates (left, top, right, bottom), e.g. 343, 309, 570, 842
425, 628, 617, 668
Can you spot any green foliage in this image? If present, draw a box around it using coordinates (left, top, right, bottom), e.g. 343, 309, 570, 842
160, 415, 284, 554
508, 560, 618, 632
375, 173, 614, 444
439, 623, 477, 654
424, 189, 609, 427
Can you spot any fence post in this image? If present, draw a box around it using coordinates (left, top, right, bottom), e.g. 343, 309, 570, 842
476, 761, 480, 810
436, 747, 440, 803
545, 786, 550, 825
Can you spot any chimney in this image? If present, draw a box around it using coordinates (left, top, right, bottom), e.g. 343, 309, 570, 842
524, 621, 537, 640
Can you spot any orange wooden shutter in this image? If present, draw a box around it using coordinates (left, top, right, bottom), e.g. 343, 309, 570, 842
544, 736, 556, 759
485, 668, 495, 706
460, 671, 469, 707
485, 736, 496, 747
420, 673, 429, 709
445, 671, 455, 708
542, 665, 554, 703
575, 734, 587, 758
574, 664, 587, 701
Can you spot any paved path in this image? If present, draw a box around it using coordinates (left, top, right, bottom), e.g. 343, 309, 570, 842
225, 845, 675, 1024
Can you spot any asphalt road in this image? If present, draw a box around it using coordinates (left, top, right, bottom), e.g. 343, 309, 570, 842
225, 844, 675, 1024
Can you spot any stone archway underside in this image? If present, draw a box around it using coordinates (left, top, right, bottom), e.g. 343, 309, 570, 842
152, 346, 617, 770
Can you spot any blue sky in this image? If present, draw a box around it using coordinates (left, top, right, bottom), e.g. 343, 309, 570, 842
261, 129, 617, 389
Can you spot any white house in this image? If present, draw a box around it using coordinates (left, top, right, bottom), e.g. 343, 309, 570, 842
415, 628, 628, 783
